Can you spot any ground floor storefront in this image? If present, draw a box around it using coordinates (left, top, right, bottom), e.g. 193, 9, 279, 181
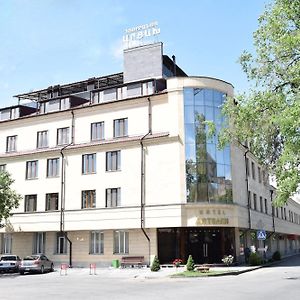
1, 227, 299, 267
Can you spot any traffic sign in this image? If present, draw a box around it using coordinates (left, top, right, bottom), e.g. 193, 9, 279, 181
257, 230, 267, 240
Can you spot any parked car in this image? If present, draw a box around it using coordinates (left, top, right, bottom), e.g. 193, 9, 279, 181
19, 254, 54, 275
0, 255, 21, 273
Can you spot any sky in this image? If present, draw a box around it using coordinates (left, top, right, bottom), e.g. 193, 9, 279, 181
0, 0, 270, 109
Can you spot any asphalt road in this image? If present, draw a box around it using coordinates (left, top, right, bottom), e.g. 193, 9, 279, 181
1, 255, 300, 300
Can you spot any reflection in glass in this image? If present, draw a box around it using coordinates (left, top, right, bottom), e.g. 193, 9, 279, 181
184, 88, 232, 203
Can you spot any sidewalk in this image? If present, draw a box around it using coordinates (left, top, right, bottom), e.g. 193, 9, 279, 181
54, 264, 261, 279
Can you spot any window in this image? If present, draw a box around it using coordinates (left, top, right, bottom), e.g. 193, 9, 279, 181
106, 151, 121, 171
82, 154, 96, 174
276, 207, 279, 218
258, 167, 262, 183
90, 231, 104, 254
251, 162, 255, 180
24, 195, 37, 212
113, 230, 128, 254
281, 207, 284, 219
82, 190, 96, 208
33, 232, 45, 254
1, 233, 12, 254
0, 164, 6, 172
37, 130, 48, 148
260, 196, 263, 212
26, 160, 38, 179
6, 135, 17, 152
106, 188, 121, 207
113, 118, 128, 138
91, 122, 104, 141
245, 157, 249, 177
46, 193, 59, 211
264, 198, 268, 214
56, 232, 67, 254
57, 127, 69, 145
47, 158, 60, 177
284, 208, 287, 220
253, 193, 257, 210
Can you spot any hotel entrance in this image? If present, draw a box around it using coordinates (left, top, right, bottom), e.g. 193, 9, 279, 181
157, 227, 235, 264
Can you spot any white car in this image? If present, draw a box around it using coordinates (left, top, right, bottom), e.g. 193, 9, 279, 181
0, 255, 21, 273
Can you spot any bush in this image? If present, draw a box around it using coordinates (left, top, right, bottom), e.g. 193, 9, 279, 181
249, 252, 262, 266
272, 251, 281, 261
151, 256, 160, 272
186, 255, 195, 271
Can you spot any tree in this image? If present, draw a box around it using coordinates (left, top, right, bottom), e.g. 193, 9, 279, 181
219, 0, 300, 205
0, 171, 21, 225
150, 255, 161, 272
186, 255, 195, 271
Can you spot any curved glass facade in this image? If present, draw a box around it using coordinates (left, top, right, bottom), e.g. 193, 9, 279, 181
184, 88, 232, 203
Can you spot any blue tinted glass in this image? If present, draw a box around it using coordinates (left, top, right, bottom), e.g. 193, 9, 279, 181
214, 91, 223, 107
216, 149, 225, 164
185, 144, 196, 162
217, 164, 225, 178
184, 106, 194, 123
195, 105, 205, 118
194, 89, 204, 105
224, 146, 231, 165
205, 106, 214, 121
184, 88, 194, 105
206, 143, 216, 162
195, 143, 206, 162
185, 124, 195, 144
204, 89, 213, 106
225, 165, 232, 180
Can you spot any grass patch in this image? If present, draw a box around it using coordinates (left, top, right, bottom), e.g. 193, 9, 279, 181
170, 270, 234, 278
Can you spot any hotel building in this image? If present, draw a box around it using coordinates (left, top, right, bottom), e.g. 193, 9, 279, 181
0, 42, 300, 266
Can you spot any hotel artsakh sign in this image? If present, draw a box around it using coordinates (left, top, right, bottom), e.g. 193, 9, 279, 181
196, 208, 229, 226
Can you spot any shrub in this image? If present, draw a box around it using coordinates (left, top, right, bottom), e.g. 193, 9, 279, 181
249, 252, 262, 266
186, 255, 195, 271
222, 255, 234, 266
272, 251, 281, 261
151, 256, 160, 272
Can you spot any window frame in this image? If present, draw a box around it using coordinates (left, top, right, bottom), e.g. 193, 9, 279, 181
81, 190, 96, 209
45, 193, 59, 211
106, 151, 121, 172
91, 121, 104, 141
106, 188, 121, 208
37, 130, 49, 149
82, 154, 96, 175
113, 230, 129, 254
90, 231, 104, 255
24, 194, 37, 212
26, 160, 39, 179
6, 135, 17, 152
47, 158, 60, 178
57, 127, 70, 146
113, 118, 128, 138
56, 232, 68, 254
1, 233, 12, 254
33, 232, 46, 254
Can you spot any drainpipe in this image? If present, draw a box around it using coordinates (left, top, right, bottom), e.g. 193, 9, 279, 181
140, 97, 152, 266
270, 189, 275, 233
60, 110, 74, 267
244, 149, 251, 230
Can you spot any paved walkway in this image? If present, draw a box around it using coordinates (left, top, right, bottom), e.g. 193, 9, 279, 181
55, 264, 260, 279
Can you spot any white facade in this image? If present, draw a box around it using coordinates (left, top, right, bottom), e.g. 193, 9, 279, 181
1, 46, 300, 266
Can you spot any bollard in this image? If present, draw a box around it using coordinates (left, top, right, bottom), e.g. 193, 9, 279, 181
89, 263, 96, 275
60, 263, 68, 276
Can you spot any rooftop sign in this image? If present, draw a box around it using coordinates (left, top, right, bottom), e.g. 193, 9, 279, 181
123, 21, 160, 49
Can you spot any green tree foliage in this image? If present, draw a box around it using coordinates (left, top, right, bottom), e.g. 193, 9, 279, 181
0, 171, 21, 224
186, 255, 195, 271
150, 255, 161, 272
220, 0, 300, 205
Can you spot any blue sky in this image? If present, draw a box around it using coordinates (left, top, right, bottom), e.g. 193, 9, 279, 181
0, 0, 269, 108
